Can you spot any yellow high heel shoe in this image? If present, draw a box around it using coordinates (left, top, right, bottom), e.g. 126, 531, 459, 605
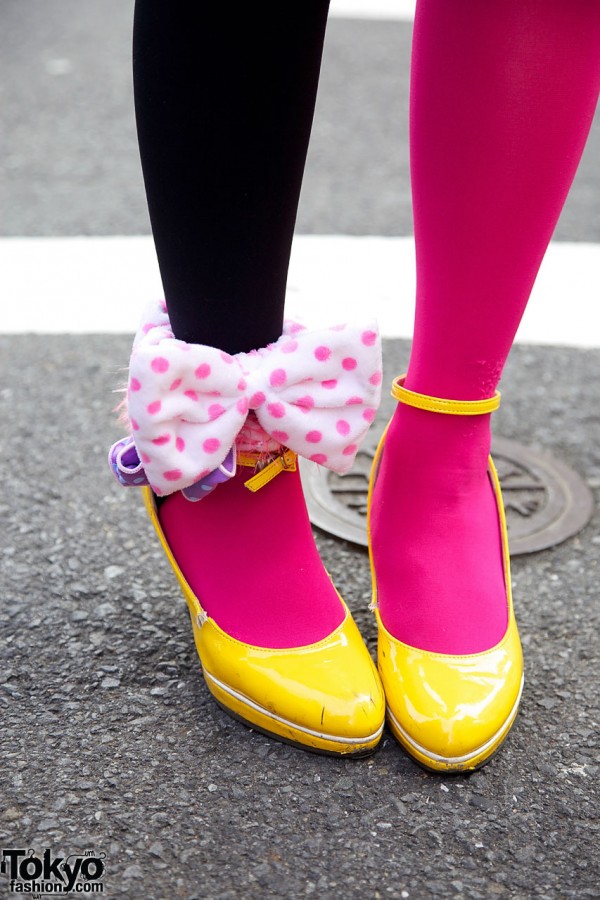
145, 449, 385, 757
367, 376, 523, 772
110, 302, 387, 754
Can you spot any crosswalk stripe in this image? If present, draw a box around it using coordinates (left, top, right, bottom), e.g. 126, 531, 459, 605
0, 235, 597, 347
330, 0, 416, 21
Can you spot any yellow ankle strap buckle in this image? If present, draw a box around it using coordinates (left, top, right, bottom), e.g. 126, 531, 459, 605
239, 448, 298, 492
392, 375, 501, 416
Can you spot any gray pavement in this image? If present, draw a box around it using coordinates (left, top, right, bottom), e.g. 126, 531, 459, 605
1, 0, 599, 239
1, 3, 600, 899
1, 336, 599, 899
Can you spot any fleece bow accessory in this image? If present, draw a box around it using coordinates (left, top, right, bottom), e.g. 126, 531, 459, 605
110, 300, 382, 497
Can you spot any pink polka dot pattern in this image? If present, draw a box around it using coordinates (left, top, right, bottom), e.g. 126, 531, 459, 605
306, 430, 322, 443
209, 404, 226, 420
249, 391, 266, 408
296, 395, 315, 412
120, 300, 382, 495
267, 402, 285, 419
362, 330, 377, 346
151, 356, 169, 373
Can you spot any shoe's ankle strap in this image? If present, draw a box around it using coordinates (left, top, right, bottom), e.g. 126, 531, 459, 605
392, 375, 501, 415
238, 448, 297, 492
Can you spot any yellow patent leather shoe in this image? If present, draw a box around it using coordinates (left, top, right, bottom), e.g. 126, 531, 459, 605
144, 486, 385, 756
368, 377, 524, 772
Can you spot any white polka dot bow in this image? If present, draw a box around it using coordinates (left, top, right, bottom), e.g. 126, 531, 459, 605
116, 300, 382, 496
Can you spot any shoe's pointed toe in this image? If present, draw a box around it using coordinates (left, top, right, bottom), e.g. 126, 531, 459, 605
196, 610, 385, 755
377, 611, 523, 771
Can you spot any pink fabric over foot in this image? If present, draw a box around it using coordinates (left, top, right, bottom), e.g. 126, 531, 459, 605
372, 404, 507, 654
159, 465, 345, 648
372, 0, 600, 654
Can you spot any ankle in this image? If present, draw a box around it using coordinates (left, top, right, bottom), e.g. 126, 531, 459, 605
386, 401, 492, 491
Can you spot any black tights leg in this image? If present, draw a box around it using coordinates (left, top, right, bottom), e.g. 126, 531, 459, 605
133, 1, 330, 353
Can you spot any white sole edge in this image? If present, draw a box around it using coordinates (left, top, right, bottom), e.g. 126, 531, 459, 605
387, 675, 524, 767
204, 670, 384, 746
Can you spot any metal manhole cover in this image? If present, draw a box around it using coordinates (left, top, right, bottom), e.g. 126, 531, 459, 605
300, 435, 594, 555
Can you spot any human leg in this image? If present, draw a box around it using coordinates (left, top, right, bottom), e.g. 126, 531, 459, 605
372, 0, 600, 655
132, 0, 351, 647
369, 0, 600, 769
125, 1, 384, 753
133, 1, 329, 353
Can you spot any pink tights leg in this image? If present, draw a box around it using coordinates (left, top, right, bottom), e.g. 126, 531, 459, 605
372, 0, 600, 653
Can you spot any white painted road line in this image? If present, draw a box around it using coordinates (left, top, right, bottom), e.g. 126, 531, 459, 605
329, 0, 416, 21
0, 235, 598, 347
